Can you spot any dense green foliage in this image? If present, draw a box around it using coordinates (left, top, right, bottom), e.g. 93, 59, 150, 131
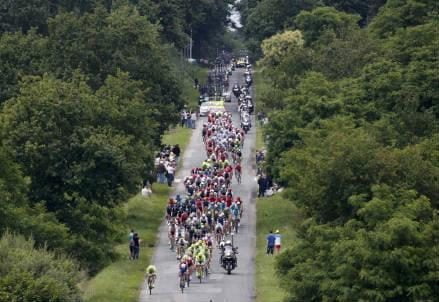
0, 0, 231, 297
0, 232, 83, 302
245, 0, 439, 300
239, 0, 387, 56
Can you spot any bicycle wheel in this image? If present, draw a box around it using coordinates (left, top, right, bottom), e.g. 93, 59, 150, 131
147, 278, 153, 295
179, 277, 185, 293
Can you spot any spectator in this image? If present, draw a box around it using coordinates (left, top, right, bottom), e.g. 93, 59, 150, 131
266, 230, 276, 255
172, 144, 181, 160
275, 230, 282, 254
191, 111, 197, 129
166, 163, 176, 187
129, 229, 135, 259
132, 233, 140, 260
141, 185, 151, 197
185, 111, 191, 128
156, 161, 166, 184
181, 110, 186, 128
258, 174, 267, 197
154, 153, 161, 167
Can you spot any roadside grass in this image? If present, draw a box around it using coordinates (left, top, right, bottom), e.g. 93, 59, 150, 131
255, 195, 302, 302
255, 125, 265, 150
83, 184, 169, 302
162, 126, 192, 152
182, 65, 208, 110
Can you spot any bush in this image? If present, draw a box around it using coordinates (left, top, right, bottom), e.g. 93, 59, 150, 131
0, 232, 84, 302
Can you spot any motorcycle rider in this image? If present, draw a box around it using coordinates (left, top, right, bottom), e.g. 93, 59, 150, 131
220, 240, 238, 269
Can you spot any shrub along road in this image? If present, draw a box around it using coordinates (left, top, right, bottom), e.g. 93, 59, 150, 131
140, 69, 257, 302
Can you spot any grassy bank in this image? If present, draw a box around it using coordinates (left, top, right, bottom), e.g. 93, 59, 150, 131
83, 184, 170, 302
255, 195, 302, 302
256, 125, 265, 150
162, 126, 192, 151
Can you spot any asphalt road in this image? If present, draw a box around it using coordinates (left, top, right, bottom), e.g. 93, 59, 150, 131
140, 69, 257, 302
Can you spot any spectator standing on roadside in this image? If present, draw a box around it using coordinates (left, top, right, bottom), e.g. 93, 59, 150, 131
156, 161, 166, 184
172, 144, 181, 161
275, 230, 282, 254
258, 174, 267, 197
166, 163, 176, 187
129, 229, 135, 259
185, 111, 191, 128
133, 233, 140, 259
191, 111, 197, 129
266, 230, 276, 255
181, 110, 186, 128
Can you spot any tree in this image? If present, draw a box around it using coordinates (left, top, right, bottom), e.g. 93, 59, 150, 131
0, 30, 48, 103
369, 0, 438, 38
0, 0, 50, 33
323, 0, 386, 25
0, 145, 69, 252
259, 30, 304, 68
45, 5, 184, 132
295, 6, 360, 45
0, 232, 84, 302
1, 74, 153, 271
279, 118, 439, 222
244, 0, 317, 56
276, 186, 439, 302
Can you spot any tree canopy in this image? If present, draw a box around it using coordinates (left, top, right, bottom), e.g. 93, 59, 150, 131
246, 0, 439, 300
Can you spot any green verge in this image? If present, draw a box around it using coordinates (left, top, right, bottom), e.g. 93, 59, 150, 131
82, 184, 170, 302
162, 126, 192, 152
255, 195, 302, 302
255, 125, 265, 150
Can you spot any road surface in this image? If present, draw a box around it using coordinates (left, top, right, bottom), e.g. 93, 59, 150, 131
140, 69, 257, 302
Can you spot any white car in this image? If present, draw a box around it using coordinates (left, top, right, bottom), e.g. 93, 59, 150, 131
199, 101, 226, 116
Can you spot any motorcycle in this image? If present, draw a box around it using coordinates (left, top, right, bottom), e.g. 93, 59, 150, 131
245, 76, 252, 87
221, 246, 238, 274
232, 86, 240, 98
241, 120, 251, 133
247, 101, 254, 114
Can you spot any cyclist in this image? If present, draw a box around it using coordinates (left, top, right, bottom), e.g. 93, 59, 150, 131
179, 261, 188, 278
146, 265, 157, 289
234, 163, 242, 183
176, 236, 187, 259
215, 221, 224, 244
195, 252, 207, 280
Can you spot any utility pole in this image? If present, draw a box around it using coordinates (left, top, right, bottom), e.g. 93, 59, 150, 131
189, 28, 193, 61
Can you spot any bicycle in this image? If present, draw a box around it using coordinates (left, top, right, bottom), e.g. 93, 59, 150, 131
169, 233, 175, 251
179, 273, 185, 293
232, 216, 240, 233
146, 274, 156, 295
176, 244, 185, 260
235, 171, 241, 184
196, 264, 204, 283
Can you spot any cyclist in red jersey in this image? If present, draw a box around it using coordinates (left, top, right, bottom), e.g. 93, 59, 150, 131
235, 163, 242, 184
